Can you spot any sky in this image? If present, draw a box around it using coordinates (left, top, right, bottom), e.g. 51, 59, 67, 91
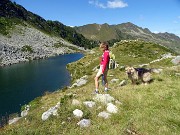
13, 0, 180, 37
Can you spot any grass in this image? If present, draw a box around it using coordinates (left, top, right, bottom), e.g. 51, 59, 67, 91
0, 17, 22, 36
1, 40, 180, 135
21, 45, 34, 53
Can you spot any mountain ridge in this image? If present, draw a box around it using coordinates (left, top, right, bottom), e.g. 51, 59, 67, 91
74, 22, 180, 54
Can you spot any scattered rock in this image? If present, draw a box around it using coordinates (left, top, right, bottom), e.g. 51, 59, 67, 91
77, 119, 91, 128
139, 64, 149, 67
119, 80, 127, 86
107, 103, 118, 113
98, 111, 111, 119
115, 100, 123, 105
73, 109, 83, 118
171, 56, 180, 65
70, 75, 88, 88
9, 117, 21, 125
83, 101, 96, 108
41, 102, 60, 121
21, 110, 28, 117
72, 99, 81, 106
110, 79, 119, 83
151, 68, 163, 74
21, 105, 30, 117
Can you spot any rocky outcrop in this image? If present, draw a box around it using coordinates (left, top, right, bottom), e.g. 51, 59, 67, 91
41, 102, 60, 121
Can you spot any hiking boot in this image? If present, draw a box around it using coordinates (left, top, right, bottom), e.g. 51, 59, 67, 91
93, 90, 99, 94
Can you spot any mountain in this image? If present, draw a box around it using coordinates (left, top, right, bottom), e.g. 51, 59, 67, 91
0, 0, 98, 49
74, 22, 180, 54
0, 0, 98, 66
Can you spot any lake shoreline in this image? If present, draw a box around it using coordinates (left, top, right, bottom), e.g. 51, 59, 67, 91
0, 52, 84, 126
0, 50, 85, 68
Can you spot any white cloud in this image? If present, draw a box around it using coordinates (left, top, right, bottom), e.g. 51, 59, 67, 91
107, 0, 128, 8
89, 0, 128, 9
89, 0, 106, 8
67, 25, 74, 28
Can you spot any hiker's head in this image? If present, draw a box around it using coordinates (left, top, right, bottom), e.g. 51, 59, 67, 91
100, 42, 109, 51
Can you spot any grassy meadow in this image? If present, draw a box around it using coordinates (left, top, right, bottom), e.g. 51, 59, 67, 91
1, 40, 180, 135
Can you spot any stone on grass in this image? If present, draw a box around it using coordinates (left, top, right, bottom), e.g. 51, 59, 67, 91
107, 103, 118, 113
21, 110, 28, 117
73, 109, 83, 118
119, 80, 127, 86
98, 111, 111, 119
110, 79, 119, 83
115, 100, 123, 105
72, 99, 81, 106
171, 56, 180, 65
77, 119, 91, 128
83, 101, 96, 108
70, 75, 88, 88
9, 117, 21, 125
41, 102, 60, 121
21, 104, 30, 117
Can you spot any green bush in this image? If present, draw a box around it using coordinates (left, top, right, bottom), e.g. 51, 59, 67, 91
21, 45, 33, 53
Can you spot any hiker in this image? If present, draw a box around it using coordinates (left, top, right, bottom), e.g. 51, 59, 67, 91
94, 42, 110, 93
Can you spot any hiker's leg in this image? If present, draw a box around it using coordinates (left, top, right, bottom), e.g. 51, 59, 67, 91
94, 66, 102, 90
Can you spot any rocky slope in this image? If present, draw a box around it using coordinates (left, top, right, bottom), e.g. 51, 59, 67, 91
0, 23, 85, 66
0, 0, 98, 66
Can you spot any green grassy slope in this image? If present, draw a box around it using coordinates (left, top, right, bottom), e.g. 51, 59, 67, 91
1, 40, 180, 135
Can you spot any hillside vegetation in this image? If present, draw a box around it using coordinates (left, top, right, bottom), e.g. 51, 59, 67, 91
1, 40, 179, 135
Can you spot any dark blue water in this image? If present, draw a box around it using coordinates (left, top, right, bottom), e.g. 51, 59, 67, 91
0, 53, 83, 117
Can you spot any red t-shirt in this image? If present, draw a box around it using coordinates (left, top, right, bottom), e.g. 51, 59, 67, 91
100, 50, 110, 73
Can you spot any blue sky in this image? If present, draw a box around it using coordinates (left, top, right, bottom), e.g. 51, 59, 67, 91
13, 0, 180, 37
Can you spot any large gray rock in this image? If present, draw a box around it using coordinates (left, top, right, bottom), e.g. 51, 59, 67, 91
41, 102, 60, 121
